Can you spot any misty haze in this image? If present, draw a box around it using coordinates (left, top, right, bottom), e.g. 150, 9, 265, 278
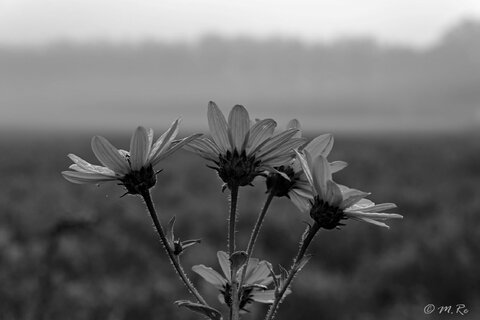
2, 19, 480, 133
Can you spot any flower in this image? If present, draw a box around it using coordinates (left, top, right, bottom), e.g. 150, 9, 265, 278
186, 102, 305, 190
266, 119, 347, 213
62, 119, 200, 194
296, 151, 403, 229
192, 251, 281, 312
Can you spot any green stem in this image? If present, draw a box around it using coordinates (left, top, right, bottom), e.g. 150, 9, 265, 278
141, 190, 208, 306
265, 222, 321, 320
238, 191, 275, 290
228, 185, 240, 320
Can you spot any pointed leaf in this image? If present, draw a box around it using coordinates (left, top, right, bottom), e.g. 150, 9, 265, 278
175, 300, 223, 320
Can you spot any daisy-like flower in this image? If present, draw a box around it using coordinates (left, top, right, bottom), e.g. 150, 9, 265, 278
192, 251, 284, 312
296, 151, 403, 229
186, 102, 305, 190
62, 119, 200, 195
266, 119, 347, 213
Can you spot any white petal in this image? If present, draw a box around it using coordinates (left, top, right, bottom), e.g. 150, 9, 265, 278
149, 119, 180, 162
326, 180, 343, 207
247, 119, 276, 154
340, 188, 370, 210
250, 290, 276, 304
91, 136, 130, 174
289, 190, 312, 213
254, 128, 299, 158
349, 216, 391, 228
304, 134, 334, 158
129, 127, 150, 170
245, 261, 272, 285
68, 154, 116, 176
286, 119, 302, 138
62, 171, 117, 184
228, 105, 250, 152
207, 101, 230, 153
150, 134, 202, 166
345, 211, 403, 220
310, 155, 331, 199
294, 150, 314, 188
217, 251, 231, 281
259, 138, 306, 164
184, 138, 219, 161
330, 161, 348, 173
354, 202, 398, 213
192, 265, 227, 290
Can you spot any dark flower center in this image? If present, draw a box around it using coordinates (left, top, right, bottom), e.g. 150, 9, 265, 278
310, 196, 346, 229
120, 165, 156, 195
222, 283, 255, 311
266, 165, 296, 197
213, 150, 261, 190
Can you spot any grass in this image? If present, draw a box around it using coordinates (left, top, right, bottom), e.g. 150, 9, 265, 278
0, 131, 478, 320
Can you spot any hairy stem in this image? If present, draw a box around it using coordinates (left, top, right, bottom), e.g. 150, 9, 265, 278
239, 191, 275, 290
265, 222, 321, 320
141, 190, 208, 306
228, 185, 240, 320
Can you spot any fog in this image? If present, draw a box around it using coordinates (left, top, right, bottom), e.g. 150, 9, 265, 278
1, 19, 479, 133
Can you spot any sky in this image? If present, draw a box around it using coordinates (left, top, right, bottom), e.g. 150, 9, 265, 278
1, 0, 480, 47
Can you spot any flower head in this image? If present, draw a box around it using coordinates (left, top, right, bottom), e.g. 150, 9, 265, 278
296, 151, 403, 229
192, 251, 280, 312
266, 119, 347, 212
62, 119, 200, 195
186, 102, 305, 190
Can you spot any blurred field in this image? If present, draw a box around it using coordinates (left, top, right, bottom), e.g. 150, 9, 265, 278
0, 130, 479, 320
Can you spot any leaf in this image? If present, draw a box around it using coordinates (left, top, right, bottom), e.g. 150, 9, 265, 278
175, 300, 223, 320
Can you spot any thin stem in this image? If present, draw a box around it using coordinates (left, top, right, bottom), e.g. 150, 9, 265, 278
238, 191, 275, 290
265, 222, 321, 320
141, 190, 208, 306
228, 185, 240, 320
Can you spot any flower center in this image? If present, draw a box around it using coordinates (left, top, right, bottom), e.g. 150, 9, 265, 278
120, 165, 157, 195
310, 197, 346, 229
266, 165, 296, 197
215, 150, 261, 189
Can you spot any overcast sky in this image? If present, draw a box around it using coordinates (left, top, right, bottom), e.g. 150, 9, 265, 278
1, 0, 480, 47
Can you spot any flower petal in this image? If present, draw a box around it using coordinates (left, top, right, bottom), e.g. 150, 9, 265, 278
310, 155, 331, 199
294, 150, 314, 188
62, 171, 117, 184
247, 119, 277, 154
91, 136, 130, 174
151, 134, 202, 166
192, 265, 227, 290
208, 101, 230, 153
217, 251, 231, 281
289, 190, 312, 213
326, 180, 343, 208
250, 289, 276, 304
184, 138, 219, 161
351, 202, 397, 213
129, 127, 150, 170
348, 216, 391, 229
245, 261, 272, 285
259, 138, 306, 165
304, 134, 334, 158
254, 128, 300, 158
330, 161, 348, 173
340, 187, 371, 210
67, 154, 117, 176
286, 119, 302, 138
228, 105, 250, 152
149, 119, 180, 162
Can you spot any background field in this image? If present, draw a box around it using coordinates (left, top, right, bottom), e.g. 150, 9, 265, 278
1, 130, 478, 320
